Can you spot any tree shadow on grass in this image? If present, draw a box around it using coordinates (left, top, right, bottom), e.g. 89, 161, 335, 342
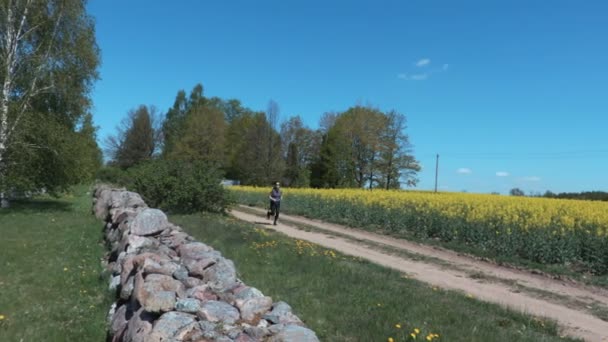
0, 198, 73, 215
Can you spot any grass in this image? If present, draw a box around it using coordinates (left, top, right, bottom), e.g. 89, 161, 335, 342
0, 186, 113, 341
171, 212, 580, 342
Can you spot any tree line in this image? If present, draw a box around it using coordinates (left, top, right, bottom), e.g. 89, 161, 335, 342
104, 83, 421, 189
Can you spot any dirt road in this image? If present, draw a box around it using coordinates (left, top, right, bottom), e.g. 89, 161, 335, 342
231, 206, 608, 342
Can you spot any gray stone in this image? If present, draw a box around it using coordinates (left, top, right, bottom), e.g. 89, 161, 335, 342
235, 286, 264, 305
126, 235, 157, 254
159, 232, 190, 249
144, 290, 176, 313
268, 324, 319, 342
263, 301, 303, 325
109, 275, 121, 292
172, 265, 189, 281
119, 275, 134, 300
187, 285, 219, 302
203, 258, 237, 292
239, 296, 273, 323
235, 333, 257, 342
183, 277, 203, 288
123, 308, 155, 342
129, 208, 169, 236
134, 273, 185, 312
198, 320, 218, 339
110, 304, 129, 339
110, 190, 147, 210
148, 311, 196, 342
185, 257, 217, 278
94, 188, 112, 219
175, 298, 202, 313
142, 258, 179, 277
198, 300, 240, 324
178, 242, 214, 260
244, 325, 271, 340
172, 321, 204, 341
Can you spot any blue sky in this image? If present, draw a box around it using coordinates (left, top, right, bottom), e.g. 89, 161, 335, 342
87, 0, 608, 194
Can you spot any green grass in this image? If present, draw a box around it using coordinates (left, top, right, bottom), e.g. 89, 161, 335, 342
171, 212, 580, 342
0, 186, 113, 341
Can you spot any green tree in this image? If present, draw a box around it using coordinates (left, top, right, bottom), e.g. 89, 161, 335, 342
0, 0, 100, 207
377, 111, 420, 189
232, 112, 283, 185
168, 104, 226, 167
106, 105, 158, 169
74, 113, 103, 182
280, 115, 321, 187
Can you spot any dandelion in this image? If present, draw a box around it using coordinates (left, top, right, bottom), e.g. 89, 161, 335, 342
377, 303, 382, 307
395, 323, 401, 329
466, 293, 473, 299
63, 267, 68, 272
410, 332, 417, 339
0, 314, 5, 320
414, 328, 420, 334
388, 338, 394, 342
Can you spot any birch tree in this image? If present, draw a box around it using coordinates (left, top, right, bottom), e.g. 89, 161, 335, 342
0, 0, 99, 207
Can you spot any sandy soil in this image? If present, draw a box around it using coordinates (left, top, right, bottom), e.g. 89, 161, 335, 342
231, 206, 608, 341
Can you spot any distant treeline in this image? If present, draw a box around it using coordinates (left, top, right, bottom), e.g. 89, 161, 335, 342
541, 191, 608, 202
103, 83, 420, 190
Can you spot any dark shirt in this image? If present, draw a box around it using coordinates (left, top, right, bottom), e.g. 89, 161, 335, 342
270, 188, 282, 201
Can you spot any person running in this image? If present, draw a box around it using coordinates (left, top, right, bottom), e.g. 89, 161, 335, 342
267, 181, 282, 225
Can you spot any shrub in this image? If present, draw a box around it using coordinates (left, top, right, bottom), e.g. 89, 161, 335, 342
96, 166, 133, 187
129, 160, 233, 213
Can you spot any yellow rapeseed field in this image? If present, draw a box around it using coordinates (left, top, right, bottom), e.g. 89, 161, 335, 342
230, 186, 608, 274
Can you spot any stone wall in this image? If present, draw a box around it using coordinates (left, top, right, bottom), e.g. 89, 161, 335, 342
93, 185, 319, 342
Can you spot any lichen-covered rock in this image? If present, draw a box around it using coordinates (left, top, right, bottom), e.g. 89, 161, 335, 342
129, 208, 169, 236
123, 308, 155, 342
268, 324, 320, 342
202, 258, 237, 292
147, 311, 197, 342
198, 300, 240, 324
263, 301, 303, 325
175, 298, 202, 313
238, 296, 273, 323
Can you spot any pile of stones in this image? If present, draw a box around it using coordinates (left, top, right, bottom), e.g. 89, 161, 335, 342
93, 185, 319, 342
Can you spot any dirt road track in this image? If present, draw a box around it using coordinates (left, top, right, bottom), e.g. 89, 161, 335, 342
231, 206, 608, 342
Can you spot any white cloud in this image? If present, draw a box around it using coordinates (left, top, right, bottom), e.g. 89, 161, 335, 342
399, 60, 448, 81
416, 58, 431, 67
496, 171, 510, 177
522, 176, 541, 182
457, 168, 472, 174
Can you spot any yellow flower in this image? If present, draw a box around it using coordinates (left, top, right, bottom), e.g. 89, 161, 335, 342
377, 303, 382, 307
411, 333, 417, 339
63, 267, 68, 272
388, 338, 394, 342
426, 336, 433, 341
395, 323, 401, 329
0, 314, 5, 320
414, 328, 420, 334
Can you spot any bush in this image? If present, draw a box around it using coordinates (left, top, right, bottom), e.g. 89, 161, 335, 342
128, 160, 233, 214
96, 166, 133, 187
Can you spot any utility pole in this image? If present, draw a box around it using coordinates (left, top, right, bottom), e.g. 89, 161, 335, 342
434, 154, 439, 193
